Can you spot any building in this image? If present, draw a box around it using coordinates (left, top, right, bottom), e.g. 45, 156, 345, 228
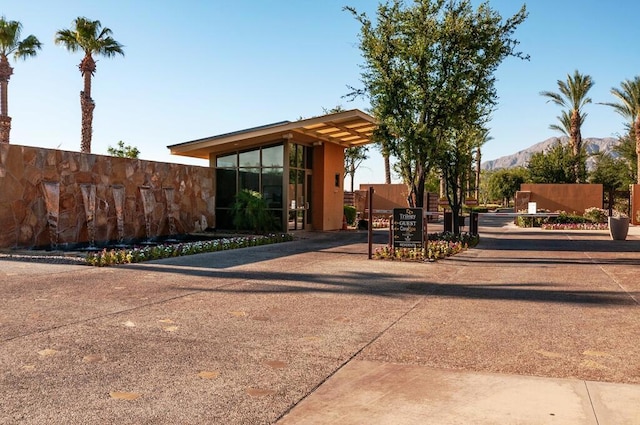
167, 109, 377, 231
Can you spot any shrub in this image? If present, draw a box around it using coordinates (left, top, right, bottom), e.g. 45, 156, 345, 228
231, 189, 276, 233
583, 207, 608, 223
343, 205, 357, 225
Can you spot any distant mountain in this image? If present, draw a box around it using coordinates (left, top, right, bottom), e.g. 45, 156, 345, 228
481, 137, 620, 171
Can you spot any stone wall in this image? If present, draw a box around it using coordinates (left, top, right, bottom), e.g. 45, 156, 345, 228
0, 143, 214, 249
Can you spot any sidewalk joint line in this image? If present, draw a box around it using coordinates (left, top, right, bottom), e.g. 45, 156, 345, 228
584, 381, 600, 425
274, 297, 425, 422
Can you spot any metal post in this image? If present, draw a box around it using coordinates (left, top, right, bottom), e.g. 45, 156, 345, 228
368, 186, 374, 259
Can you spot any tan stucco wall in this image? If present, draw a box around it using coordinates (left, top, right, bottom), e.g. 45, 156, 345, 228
355, 184, 410, 217
632, 184, 640, 225
0, 143, 214, 249
311, 143, 344, 231
519, 184, 603, 214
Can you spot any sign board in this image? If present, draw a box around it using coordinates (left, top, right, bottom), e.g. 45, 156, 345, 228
464, 198, 478, 206
392, 208, 424, 249
528, 202, 537, 214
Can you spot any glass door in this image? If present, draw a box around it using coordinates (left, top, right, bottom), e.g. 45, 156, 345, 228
288, 169, 305, 230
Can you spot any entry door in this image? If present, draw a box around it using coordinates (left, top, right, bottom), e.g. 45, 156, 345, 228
288, 170, 306, 230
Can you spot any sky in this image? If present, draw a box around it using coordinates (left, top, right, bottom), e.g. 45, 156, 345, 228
3, 1, 640, 189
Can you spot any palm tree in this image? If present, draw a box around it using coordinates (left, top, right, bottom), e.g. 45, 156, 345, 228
0, 17, 41, 144
540, 70, 594, 182
601, 76, 640, 184
55, 17, 124, 153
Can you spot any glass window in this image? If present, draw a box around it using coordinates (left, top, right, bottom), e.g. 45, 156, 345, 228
216, 153, 237, 168
239, 150, 260, 167
216, 168, 237, 208
239, 168, 260, 192
262, 168, 283, 208
289, 143, 303, 168
262, 144, 284, 167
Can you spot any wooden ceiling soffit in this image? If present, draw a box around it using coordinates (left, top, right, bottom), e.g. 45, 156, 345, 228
298, 119, 375, 147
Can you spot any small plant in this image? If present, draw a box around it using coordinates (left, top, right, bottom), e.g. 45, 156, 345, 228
85, 234, 294, 267
231, 189, 277, 233
583, 207, 608, 223
343, 205, 357, 225
373, 232, 479, 262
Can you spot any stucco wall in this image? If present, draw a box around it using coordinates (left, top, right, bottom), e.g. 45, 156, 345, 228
311, 143, 344, 231
355, 184, 410, 218
632, 184, 640, 225
518, 184, 603, 214
0, 143, 214, 249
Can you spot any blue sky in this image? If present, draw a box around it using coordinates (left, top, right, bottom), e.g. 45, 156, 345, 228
3, 1, 640, 188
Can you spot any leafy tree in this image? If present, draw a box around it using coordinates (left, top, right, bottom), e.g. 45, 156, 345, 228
600, 76, 640, 183
486, 167, 529, 206
346, 0, 528, 233
0, 17, 42, 144
540, 70, 594, 181
613, 131, 638, 179
527, 142, 585, 183
55, 17, 124, 153
589, 152, 634, 193
107, 140, 140, 158
344, 145, 369, 192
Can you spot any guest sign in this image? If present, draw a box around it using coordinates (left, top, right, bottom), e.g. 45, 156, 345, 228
392, 208, 423, 249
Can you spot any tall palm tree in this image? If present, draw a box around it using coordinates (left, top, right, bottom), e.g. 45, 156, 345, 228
540, 70, 594, 182
601, 76, 640, 184
0, 17, 41, 144
55, 17, 124, 153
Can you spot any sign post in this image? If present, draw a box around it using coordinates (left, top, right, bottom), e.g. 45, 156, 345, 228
392, 208, 424, 250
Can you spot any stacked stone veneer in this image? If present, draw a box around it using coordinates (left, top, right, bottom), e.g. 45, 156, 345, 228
0, 143, 214, 249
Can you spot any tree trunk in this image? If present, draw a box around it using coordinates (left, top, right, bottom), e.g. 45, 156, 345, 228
635, 116, 640, 184
570, 110, 582, 182
0, 56, 13, 144
383, 152, 391, 184
475, 149, 481, 201
79, 55, 96, 153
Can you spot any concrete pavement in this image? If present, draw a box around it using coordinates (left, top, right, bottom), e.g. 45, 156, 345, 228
0, 217, 638, 424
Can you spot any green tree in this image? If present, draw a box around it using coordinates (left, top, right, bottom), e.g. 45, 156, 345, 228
346, 0, 528, 233
589, 152, 634, 193
600, 76, 640, 183
344, 146, 369, 192
55, 17, 124, 153
107, 140, 140, 158
486, 167, 528, 206
540, 70, 594, 181
527, 142, 585, 183
613, 131, 638, 179
0, 17, 42, 144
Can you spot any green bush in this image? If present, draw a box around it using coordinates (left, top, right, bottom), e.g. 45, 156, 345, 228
343, 205, 357, 225
583, 207, 608, 223
231, 189, 276, 233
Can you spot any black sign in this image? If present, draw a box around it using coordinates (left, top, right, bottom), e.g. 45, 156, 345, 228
392, 208, 423, 249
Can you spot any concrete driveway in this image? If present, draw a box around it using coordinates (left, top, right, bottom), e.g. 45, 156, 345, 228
1, 217, 638, 424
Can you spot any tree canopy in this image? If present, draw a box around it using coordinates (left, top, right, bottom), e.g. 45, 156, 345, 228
107, 140, 140, 158
346, 0, 528, 232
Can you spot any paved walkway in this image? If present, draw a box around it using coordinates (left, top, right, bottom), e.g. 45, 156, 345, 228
0, 218, 638, 424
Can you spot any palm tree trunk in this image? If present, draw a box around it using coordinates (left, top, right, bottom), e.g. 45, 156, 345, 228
79, 55, 96, 153
635, 116, 640, 184
570, 110, 582, 182
0, 56, 13, 144
383, 151, 391, 184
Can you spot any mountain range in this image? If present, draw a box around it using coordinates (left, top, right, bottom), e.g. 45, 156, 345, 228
481, 136, 619, 171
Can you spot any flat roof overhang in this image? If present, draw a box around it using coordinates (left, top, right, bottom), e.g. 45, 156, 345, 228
167, 109, 377, 160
